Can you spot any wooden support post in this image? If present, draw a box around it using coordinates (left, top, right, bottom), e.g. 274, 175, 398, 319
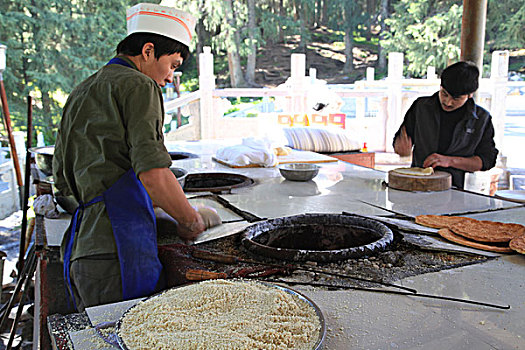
460, 0, 487, 72
0, 76, 23, 203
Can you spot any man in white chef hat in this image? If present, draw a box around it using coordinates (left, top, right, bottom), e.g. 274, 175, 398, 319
53, 3, 221, 311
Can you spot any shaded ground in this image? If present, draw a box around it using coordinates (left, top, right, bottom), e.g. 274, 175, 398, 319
216, 26, 380, 88
216, 26, 524, 89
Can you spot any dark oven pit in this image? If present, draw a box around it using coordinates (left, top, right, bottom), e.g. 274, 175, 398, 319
184, 173, 255, 193
241, 213, 394, 262
169, 151, 199, 160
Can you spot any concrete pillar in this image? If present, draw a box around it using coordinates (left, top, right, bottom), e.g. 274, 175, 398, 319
366, 67, 375, 82
426, 66, 437, 80
385, 52, 404, 152
355, 81, 366, 120
489, 50, 509, 157
198, 46, 215, 139
37, 132, 45, 147
309, 67, 317, 82
290, 53, 306, 81
460, 0, 487, 73
289, 53, 307, 114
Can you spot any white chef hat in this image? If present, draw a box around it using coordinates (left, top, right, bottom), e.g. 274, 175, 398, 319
126, 3, 197, 47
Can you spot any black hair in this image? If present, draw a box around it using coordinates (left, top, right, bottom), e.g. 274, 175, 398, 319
440, 61, 479, 97
116, 32, 190, 61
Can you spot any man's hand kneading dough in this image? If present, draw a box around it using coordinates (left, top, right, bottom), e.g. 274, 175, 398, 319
196, 206, 222, 229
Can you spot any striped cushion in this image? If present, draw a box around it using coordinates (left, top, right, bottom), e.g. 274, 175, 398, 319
283, 127, 361, 152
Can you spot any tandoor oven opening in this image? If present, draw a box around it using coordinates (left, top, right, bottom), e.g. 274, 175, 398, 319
184, 173, 255, 193
169, 151, 199, 160
241, 214, 394, 262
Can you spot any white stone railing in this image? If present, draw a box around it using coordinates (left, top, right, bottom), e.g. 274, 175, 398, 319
165, 48, 510, 154
0, 50, 514, 217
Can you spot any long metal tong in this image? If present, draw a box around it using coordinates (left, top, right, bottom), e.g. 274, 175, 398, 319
270, 280, 510, 310
190, 249, 418, 294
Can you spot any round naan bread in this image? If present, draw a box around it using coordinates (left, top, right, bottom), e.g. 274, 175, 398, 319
393, 167, 434, 176
415, 215, 476, 229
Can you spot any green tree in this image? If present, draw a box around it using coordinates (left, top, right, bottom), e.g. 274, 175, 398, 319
379, 0, 523, 77
486, 0, 525, 50
0, 0, 140, 145
321, 0, 366, 74
381, 0, 463, 77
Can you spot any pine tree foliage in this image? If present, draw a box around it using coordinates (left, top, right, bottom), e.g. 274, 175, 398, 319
0, 0, 520, 142
486, 0, 525, 50
0, 0, 139, 143
381, 0, 463, 77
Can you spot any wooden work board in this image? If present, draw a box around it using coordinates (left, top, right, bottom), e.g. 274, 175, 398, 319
212, 149, 338, 168
388, 170, 452, 192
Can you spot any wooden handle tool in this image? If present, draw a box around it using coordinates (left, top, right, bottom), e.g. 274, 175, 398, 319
191, 250, 239, 264
185, 269, 228, 281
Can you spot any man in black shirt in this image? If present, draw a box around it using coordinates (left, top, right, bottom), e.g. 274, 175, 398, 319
393, 61, 498, 188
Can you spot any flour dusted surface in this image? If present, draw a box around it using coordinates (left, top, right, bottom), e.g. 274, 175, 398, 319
118, 279, 321, 349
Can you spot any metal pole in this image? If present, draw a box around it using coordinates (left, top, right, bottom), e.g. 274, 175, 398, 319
0, 73, 24, 206
18, 96, 32, 274
175, 72, 182, 128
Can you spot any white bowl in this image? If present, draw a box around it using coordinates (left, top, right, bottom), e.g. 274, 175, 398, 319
278, 163, 319, 181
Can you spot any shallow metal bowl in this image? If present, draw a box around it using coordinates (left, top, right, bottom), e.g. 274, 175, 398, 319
278, 163, 319, 181
170, 167, 188, 188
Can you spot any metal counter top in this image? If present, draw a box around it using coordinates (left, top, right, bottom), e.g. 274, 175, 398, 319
167, 140, 521, 219
47, 140, 525, 349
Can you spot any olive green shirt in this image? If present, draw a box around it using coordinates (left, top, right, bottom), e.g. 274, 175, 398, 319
53, 57, 172, 261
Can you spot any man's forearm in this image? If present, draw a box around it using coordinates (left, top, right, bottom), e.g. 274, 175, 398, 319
139, 167, 198, 226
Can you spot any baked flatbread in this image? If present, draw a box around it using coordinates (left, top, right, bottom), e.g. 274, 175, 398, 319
450, 220, 525, 243
415, 215, 476, 229
509, 235, 525, 254
393, 167, 434, 176
438, 228, 513, 253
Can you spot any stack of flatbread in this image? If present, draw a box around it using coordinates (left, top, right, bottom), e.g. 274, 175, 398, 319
415, 215, 525, 254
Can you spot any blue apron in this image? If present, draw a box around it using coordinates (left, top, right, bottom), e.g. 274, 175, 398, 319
63, 57, 164, 308
63, 168, 164, 307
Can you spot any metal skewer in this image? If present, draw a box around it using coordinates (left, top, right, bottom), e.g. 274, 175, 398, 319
272, 280, 510, 310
